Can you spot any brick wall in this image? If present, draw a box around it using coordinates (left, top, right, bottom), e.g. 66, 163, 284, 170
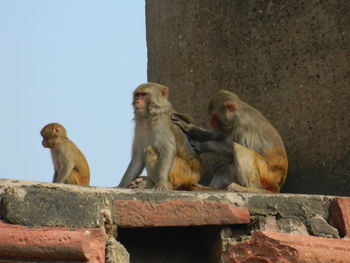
0, 180, 350, 262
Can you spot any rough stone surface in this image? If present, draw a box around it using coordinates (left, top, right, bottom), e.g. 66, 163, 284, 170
331, 197, 350, 238
247, 193, 337, 237
0, 180, 347, 262
0, 184, 110, 228
309, 215, 340, 238
115, 199, 250, 227
146, 0, 350, 196
251, 215, 309, 236
277, 217, 309, 236
0, 179, 337, 236
247, 194, 332, 219
106, 237, 130, 263
0, 220, 105, 262
223, 231, 350, 263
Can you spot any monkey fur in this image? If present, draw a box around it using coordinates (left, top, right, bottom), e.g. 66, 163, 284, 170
172, 90, 288, 193
41, 123, 90, 186
118, 82, 203, 190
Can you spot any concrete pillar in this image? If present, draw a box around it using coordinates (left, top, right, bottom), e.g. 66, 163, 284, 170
146, 0, 350, 196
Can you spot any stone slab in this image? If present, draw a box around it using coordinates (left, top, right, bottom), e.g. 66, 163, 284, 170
0, 185, 108, 228
0, 179, 337, 234
0, 220, 105, 262
224, 231, 350, 263
115, 199, 250, 227
331, 197, 350, 238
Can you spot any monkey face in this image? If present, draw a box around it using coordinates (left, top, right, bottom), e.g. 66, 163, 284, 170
41, 127, 51, 148
208, 93, 238, 130
41, 129, 55, 148
133, 83, 170, 117
133, 91, 149, 114
40, 123, 66, 148
210, 112, 221, 130
208, 99, 231, 130
41, 137, 49, 148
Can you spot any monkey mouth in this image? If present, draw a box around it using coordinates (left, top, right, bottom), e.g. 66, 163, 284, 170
134, 105, 145, 112
210, 118, 222, 130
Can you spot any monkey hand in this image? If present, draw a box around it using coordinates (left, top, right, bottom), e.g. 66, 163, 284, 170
189, 140, 206, 153
171, 114, 192, 133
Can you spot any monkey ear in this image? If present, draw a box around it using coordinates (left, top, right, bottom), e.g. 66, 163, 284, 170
224, 101, 236, 112
161, 86, 168, 98
52, 125, 61, 136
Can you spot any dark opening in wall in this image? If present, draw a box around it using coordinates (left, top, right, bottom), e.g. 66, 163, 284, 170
118, 226, 222, 263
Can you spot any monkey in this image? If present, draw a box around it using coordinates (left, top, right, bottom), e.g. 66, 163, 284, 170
144, 145, 204, 190
118, 82, 203, 191
171, 90, 288, 193
41, 123, 90, 186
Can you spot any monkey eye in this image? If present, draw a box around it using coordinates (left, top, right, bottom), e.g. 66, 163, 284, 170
134, 92, 148, 100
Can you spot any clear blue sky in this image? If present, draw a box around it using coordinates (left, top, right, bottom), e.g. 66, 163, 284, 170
0, 1, 147, 187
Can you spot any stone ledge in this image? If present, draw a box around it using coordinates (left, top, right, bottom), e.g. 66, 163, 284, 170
223, 231, 350, 263
0, 179, 342, 237
331, 197, 350, 239
0, 179, 349, 262
115, 199, 250, 227
0, 220, 105, 262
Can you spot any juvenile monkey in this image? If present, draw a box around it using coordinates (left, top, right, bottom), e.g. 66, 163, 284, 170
41, 123, 90, 186
118, 82, 202, 190
172, 90, 288, 193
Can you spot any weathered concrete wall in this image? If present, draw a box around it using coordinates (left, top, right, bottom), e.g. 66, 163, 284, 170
146, 0, 350, 196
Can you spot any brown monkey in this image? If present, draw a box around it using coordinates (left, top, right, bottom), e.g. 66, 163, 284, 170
41, 123, 90, 186
118, 82, 202, 190
172, 90, 288, 193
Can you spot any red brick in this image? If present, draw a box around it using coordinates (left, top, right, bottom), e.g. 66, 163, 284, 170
223, 231, 350, 263
0, 220, 105, 262
331, 197, 350, 238
115, 199, 250, 227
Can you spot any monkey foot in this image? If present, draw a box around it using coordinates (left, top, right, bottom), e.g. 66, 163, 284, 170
227, 183, 246, 192
129, 177, 147, 189
153, 184, 169, 191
